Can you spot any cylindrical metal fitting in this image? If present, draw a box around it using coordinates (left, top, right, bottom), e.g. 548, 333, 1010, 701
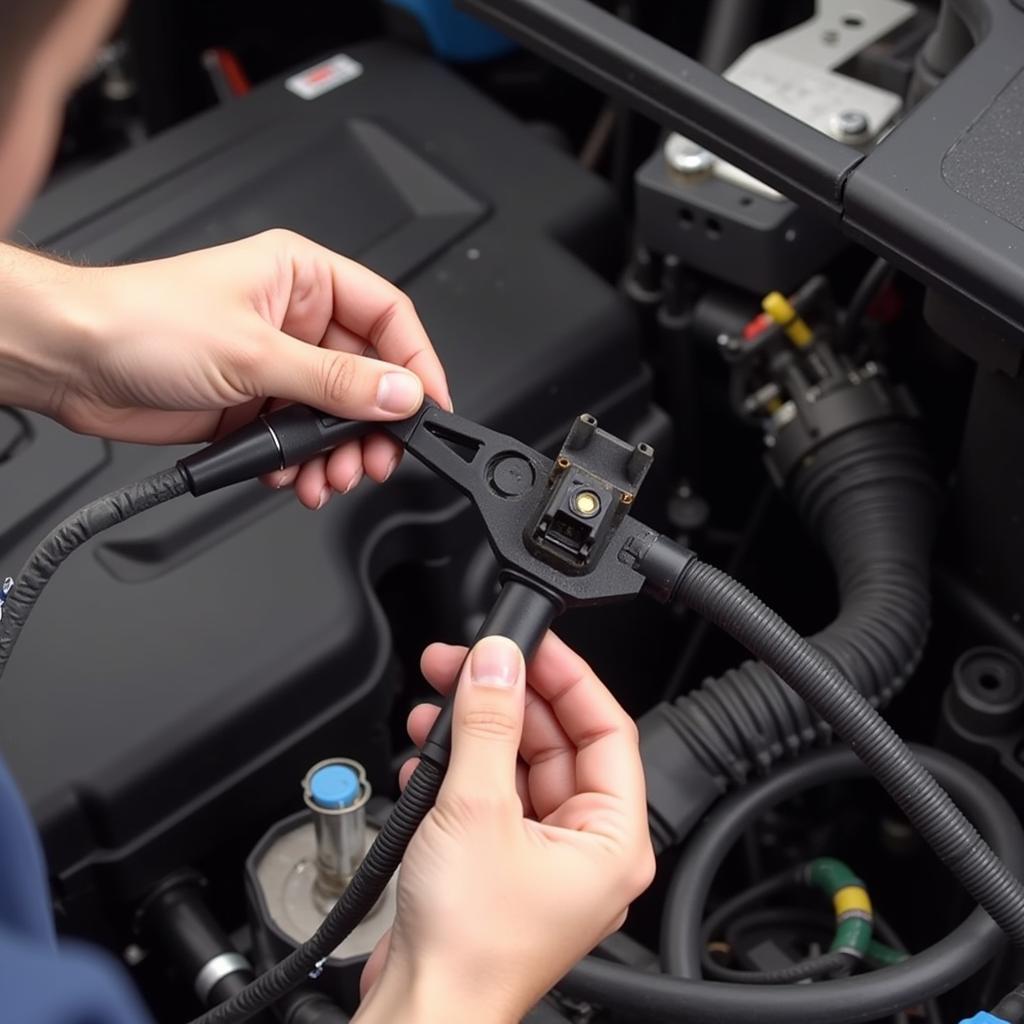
302, 758, 371, 905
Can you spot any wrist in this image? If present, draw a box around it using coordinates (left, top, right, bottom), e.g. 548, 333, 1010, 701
0, 244, 103, 417
355, 955, 526, 1024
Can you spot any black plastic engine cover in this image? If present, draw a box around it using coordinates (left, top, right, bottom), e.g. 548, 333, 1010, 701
0, 42, 656, 920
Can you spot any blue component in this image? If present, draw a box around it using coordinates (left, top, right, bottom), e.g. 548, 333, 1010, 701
959, 1013, 1010, 1024
309, 764, 361, 810
385, 0, 517, 62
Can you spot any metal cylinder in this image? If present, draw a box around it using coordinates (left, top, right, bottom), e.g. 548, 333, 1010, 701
302, 759, 371, 906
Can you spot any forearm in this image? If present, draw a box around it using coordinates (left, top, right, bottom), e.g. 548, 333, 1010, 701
0, 243, 96, 416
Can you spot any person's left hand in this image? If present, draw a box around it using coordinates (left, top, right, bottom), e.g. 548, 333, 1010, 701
0, 232, 450, 508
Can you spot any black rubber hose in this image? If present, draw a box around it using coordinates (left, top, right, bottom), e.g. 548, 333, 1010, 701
0, 467, 190, 684
642, 420, 935, 848
672, 558, 1024, 944
559, 746, 1021, 1023
993, 983, 1024, 1024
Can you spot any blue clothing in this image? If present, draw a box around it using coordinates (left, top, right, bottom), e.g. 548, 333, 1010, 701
0, 753, 152, 1023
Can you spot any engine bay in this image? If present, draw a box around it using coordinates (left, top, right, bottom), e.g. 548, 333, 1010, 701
5, 2, 1024, 1022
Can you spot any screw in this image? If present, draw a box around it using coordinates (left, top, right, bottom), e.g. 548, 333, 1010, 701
829, 110, 871, 143
664, 134, 714, 176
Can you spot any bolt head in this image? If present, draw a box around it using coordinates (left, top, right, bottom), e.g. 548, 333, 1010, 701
829, 110, 871, 142
664, 134, 714, 176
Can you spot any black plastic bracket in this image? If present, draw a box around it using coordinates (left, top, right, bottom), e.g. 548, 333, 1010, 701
398, 403, 659, 607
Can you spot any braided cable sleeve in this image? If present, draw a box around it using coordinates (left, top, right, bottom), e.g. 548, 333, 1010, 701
0, 467, 190, 684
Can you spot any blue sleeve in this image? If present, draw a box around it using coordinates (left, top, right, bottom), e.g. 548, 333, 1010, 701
0, 753, 154, 1024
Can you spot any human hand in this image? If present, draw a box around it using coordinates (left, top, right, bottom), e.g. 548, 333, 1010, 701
355, 633, 655, 1024
0, 233, 450, 508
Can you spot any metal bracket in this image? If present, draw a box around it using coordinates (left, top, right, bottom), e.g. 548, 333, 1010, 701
668, 0, 915, 201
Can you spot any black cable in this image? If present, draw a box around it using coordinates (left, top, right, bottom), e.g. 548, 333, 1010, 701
838, 256, 894, 348
708, 949, 855, 985
702, 884, 924, 991
721, 907, 832, 953
0, 466, 189, 683
700, 869, 794, 979
699, 866, 854, 984
673, 557, 1024, 945
557, 746, 1021, 1022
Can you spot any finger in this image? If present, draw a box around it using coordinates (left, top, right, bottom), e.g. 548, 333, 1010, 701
256, 332, 426, 422
420, 642, 467, 692
520, 686, 577, 821
272, 233, 451, 410
398, 756, 420, 792
363, 433, 402, 483
407, 702, 442, 747
300, 326, 402, 482
293, 454, 330, 510
305, 238, 451, 409
261, 465, 300, 490
319, 320, 373, 359
405, 700, 536, 814
527, 633, 645, 807
360, 929, 392, 1000
420, 641, 575, 818
325, 440, 364, 495
441, 636, 526, 805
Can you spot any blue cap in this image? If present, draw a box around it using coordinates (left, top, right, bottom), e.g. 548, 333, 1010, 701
308, 764, 361, 810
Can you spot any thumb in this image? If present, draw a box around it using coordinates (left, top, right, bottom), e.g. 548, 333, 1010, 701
258, 331, 425, 419
443, 635, 526, 805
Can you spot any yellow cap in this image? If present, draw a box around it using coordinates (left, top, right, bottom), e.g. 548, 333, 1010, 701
762, 291, 813, 348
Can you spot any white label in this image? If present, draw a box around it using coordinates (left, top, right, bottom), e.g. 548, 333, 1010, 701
285, 55, 363, 100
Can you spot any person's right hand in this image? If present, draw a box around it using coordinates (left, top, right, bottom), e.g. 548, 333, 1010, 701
354, 633, 656, 1024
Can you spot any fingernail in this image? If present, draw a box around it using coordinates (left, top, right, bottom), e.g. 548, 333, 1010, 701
377, 372, 423, 415
343, 467, 363, 495
382, 454, 399, 482
469, 636, 521, 689
317, 486, 331, 510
